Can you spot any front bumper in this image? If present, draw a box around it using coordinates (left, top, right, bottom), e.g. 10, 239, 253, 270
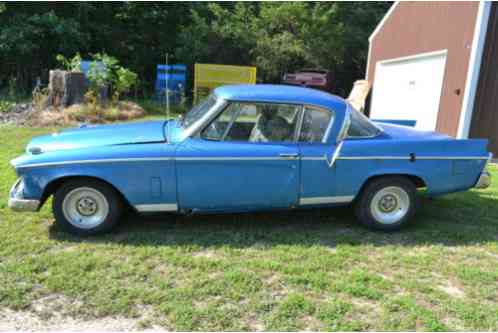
8, 178, 40, 212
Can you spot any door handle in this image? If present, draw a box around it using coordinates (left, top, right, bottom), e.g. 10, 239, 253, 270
279, 153, 299, 159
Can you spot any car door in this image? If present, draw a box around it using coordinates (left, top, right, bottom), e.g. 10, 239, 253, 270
297, 105, 347, 205
176, 101, 302, 211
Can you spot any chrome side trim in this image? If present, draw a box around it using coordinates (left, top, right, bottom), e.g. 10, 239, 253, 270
135, 204, 178, 212
338, 156, 410, 160
416, 156, 490, 160
299, 195, 354, 205
176, 157, 283, 161
16, 154, 491, 169
301, 156, 327, 161
16, 157, 174, 169
337, 156, 489, 160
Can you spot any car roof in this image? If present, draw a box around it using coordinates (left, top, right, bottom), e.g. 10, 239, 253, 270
214, 84, 347, 113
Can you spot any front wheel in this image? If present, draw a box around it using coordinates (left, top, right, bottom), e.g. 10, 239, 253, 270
53, 179, 123, 235
355, 176, 417, 231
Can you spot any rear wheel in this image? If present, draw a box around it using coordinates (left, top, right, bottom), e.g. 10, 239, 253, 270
355, 176, 417, 231
53, 179, 123, 235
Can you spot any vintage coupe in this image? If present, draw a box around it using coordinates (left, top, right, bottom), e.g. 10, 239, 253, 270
9, 85, 491, 235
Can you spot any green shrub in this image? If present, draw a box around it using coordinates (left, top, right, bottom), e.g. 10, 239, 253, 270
56, 53, 82, 72
0, 100, 14, 113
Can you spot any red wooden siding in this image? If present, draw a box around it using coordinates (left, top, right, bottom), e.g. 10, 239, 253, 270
368, 2, 479, 137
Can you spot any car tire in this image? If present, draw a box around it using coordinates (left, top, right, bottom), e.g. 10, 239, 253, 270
53, 179, 123, 235
354, 176, 417, 231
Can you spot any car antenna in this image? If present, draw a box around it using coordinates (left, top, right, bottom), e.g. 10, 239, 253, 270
165, 52, 171, 142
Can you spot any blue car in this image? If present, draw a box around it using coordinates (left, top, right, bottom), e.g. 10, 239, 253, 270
9, 85, 492, 235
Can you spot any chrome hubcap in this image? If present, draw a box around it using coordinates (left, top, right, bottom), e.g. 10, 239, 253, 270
62, 187, 109, 229
378, 194, 398, 213
77, 196, 98, 216
370, 186, 410, 225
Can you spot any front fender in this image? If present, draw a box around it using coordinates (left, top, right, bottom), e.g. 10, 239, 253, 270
19, 159, 177, 209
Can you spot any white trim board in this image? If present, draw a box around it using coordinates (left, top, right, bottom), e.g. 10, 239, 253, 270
456, 1, 492, 139
367, 1, 400, 80
369, 2, 400, 43
375, 49, 448, 66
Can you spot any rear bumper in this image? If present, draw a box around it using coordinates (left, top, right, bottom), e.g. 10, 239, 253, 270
475, 170, 491, 189
8, 178, 40, 212
475, 153, 493, 190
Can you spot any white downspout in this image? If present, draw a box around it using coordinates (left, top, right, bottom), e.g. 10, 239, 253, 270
456, 1, 492, 139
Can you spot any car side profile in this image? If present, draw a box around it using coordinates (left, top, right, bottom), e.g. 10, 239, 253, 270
9, 84, 491, 235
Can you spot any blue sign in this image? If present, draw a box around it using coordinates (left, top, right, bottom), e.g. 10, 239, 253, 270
79, 61, 106, 78
155, 64, 186, 104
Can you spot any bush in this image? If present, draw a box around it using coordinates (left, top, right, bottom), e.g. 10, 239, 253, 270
86, 53, 138, 104
56, 53, 82, 72
0, 100, 15, 113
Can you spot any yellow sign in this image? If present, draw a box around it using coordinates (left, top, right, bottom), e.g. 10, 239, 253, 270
194, 63, 257, 102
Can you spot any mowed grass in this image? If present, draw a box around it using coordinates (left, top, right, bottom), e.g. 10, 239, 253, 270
1, 125, 498, 331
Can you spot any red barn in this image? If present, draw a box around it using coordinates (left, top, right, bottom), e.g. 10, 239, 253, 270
367, 2, 498, 157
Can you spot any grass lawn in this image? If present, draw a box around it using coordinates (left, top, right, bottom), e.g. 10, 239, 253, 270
1, 125, 498, 331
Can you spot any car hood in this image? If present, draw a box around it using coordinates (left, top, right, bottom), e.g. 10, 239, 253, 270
26, 120, 176, 153
374, 122, 451, 141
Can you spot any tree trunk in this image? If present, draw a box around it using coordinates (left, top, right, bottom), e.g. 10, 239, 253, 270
46, 70, 88, 109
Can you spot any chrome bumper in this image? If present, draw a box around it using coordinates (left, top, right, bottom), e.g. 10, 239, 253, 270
8, 178, 40, 212
475, 153, 493, 189
475, 170, 491, 189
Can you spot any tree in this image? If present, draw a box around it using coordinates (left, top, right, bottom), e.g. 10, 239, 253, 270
175, 2, 389, 95
0, 2, 389, 98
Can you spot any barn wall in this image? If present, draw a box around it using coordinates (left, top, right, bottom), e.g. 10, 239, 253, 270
470, 3, 498, 157
368, 2, 479, 137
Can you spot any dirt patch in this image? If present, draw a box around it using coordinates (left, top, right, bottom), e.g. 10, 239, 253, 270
0, 295, 163, 332
437, 281, 465, 298
192, 249, 222, 260
0, 307, 161, 332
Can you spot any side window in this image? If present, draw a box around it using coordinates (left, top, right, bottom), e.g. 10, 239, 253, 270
201, 102, 302, 143
201, 103, 240, 141
298, 106, 333, 143
346, 107, 381, 138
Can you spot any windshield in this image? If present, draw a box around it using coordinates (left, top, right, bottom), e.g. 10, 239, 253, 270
347, 106, 382, 138
182, 94, 218, 129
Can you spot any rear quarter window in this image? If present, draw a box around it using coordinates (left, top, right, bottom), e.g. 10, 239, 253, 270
347, 107, 382, 138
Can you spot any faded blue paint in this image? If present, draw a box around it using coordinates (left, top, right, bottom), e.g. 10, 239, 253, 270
9, 84, 490, 214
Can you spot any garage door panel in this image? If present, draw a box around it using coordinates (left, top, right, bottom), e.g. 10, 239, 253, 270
370, 51, 447, 131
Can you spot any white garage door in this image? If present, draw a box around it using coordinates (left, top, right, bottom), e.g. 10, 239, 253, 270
370, 50, 447, 131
